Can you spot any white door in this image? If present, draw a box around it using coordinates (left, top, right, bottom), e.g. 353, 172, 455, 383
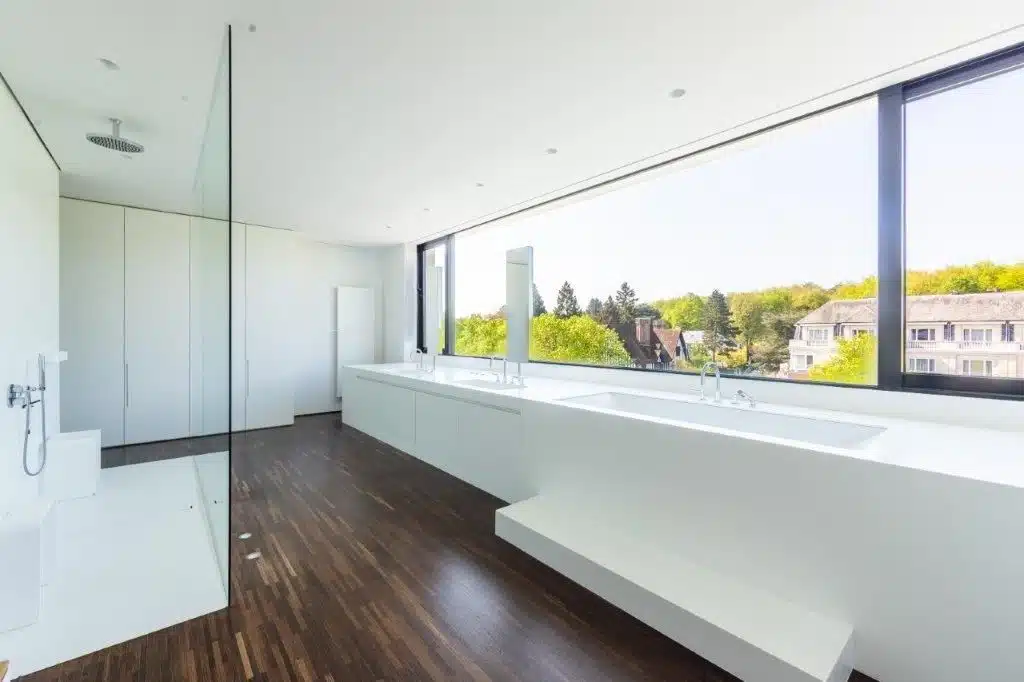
124, 208, 191, 443
231, 222, 247, 431
292, 240, 341, 416
59, 199, 126, 447
244, 224, 295, 430
335, 286, 376, 398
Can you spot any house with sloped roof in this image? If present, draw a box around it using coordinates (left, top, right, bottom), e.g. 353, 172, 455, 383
788, 292, 1024, 378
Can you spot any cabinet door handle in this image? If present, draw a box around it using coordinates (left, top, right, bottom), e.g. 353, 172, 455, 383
246, 360, 250, 397
124, 363, 129, 408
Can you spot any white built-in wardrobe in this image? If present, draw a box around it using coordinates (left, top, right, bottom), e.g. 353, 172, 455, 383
60, 198, 298, 447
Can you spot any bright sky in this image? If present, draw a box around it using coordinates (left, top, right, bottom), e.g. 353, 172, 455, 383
450, 66, 1024, 317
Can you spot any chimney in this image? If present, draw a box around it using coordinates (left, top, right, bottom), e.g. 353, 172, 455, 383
636, 317, 653, 348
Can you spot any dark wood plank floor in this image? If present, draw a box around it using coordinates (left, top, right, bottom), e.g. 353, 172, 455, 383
21, 414, 877, 682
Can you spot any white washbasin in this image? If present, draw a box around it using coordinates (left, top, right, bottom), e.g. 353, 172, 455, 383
559, 392, 884, 449
455, 379, 523, 391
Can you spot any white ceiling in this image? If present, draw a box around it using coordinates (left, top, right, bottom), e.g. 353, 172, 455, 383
2, 1, 1024, 245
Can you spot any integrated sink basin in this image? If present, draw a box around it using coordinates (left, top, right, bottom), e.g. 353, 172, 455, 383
559, 392, 885, 449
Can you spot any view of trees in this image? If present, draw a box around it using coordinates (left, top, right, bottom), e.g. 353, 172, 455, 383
453, 260, 1024, 384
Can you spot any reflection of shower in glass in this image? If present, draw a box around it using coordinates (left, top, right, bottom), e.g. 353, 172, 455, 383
6, 354, 48, 476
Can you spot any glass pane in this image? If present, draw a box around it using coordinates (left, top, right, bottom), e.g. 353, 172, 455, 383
422, 243, 447, 354
451, 99, 878, 383
905, 64, 1024, 379
190, 28, 231, 602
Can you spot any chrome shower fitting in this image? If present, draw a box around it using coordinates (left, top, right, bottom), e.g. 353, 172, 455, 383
7, 383, 29, 408
8, 354, 49, 476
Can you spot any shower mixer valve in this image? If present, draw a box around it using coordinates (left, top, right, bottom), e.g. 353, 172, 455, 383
7, 384, 28, 408
6, 383, 41, 408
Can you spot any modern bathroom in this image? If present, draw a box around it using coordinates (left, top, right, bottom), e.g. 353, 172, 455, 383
2, 3, 1024, 682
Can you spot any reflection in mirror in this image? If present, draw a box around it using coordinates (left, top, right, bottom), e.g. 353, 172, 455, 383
423, 243, 447, 354
506, 246, 534, 363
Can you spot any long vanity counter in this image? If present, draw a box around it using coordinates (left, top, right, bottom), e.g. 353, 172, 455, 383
341, 362, 1024, 682
345, 362, 1024, 490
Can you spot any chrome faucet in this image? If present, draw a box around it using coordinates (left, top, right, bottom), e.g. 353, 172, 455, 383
511, 361, 526, 386
732, 389, 756, 407
500, 357, 508, 383
412, 348, 424, 369
700, 362, 721, 403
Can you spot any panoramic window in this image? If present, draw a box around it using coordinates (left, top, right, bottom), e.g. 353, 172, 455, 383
450, 99, 879, 383
904, 60, 1024, 380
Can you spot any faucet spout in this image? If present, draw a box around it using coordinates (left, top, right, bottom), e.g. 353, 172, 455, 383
700, 362, 722, 403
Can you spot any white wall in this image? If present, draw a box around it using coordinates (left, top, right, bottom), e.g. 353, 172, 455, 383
292, 236, 385, 415
0, 81, 59, 505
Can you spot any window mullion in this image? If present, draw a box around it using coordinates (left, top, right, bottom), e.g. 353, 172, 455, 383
877, 86, 905, 390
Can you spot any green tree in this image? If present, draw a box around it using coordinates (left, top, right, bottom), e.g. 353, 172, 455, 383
729, 292, 765, 364
701, 289, 737, 361
553, 281, 582, 318
530, 314, 630, 365
831, 276, 878, 300
598, 296, 620, 326
532, 283, 547, 316
652, 293, 704, 330
809, 333, 877, 385
614, 282, 638, 321
759, 308, 805, 371
634, 302, 662, 319
585, 297, 603, 319
454, 315, 506, 357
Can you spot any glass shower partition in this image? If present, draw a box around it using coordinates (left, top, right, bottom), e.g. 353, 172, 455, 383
189, 26, 232, 602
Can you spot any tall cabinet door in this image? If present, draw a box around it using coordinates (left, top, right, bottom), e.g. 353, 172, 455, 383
59, 199, 126, 447
244, 224, 295, 430
189, 217, 230, 436
231, 223, 247, 431
124, 208, 191, 444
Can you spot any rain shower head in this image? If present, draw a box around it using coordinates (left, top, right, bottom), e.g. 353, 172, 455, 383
86, 118, 144, 154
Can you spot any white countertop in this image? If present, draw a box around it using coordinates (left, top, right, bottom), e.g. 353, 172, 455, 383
347, 363, 1024, 491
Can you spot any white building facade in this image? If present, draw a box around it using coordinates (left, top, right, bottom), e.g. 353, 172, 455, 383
789, 292, 1024, 378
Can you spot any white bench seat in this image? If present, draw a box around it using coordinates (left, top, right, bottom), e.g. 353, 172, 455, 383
496, 495, 854, 682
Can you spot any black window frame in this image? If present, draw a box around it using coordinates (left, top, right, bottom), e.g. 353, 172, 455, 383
416, 236, 454, 355
419, 42, 1024, 400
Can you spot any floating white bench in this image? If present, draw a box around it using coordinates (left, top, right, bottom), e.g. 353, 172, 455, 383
496, 496, 854, 682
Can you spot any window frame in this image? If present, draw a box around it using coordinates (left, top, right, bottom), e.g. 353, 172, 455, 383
419, 42, 1024, 401
416, 236, 454, 355
909, 358, 936, 373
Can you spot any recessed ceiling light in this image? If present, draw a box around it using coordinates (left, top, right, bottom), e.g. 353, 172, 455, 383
385, 225, 393, 230
669, 88, 687, 99
423, 208, 430, 212
545, 147, 558, 155
98, 58, 120, 71
248, 24, 257, 33
181, 95, 189, 102
476, 182, 484, 187
121, 153, 132, 160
